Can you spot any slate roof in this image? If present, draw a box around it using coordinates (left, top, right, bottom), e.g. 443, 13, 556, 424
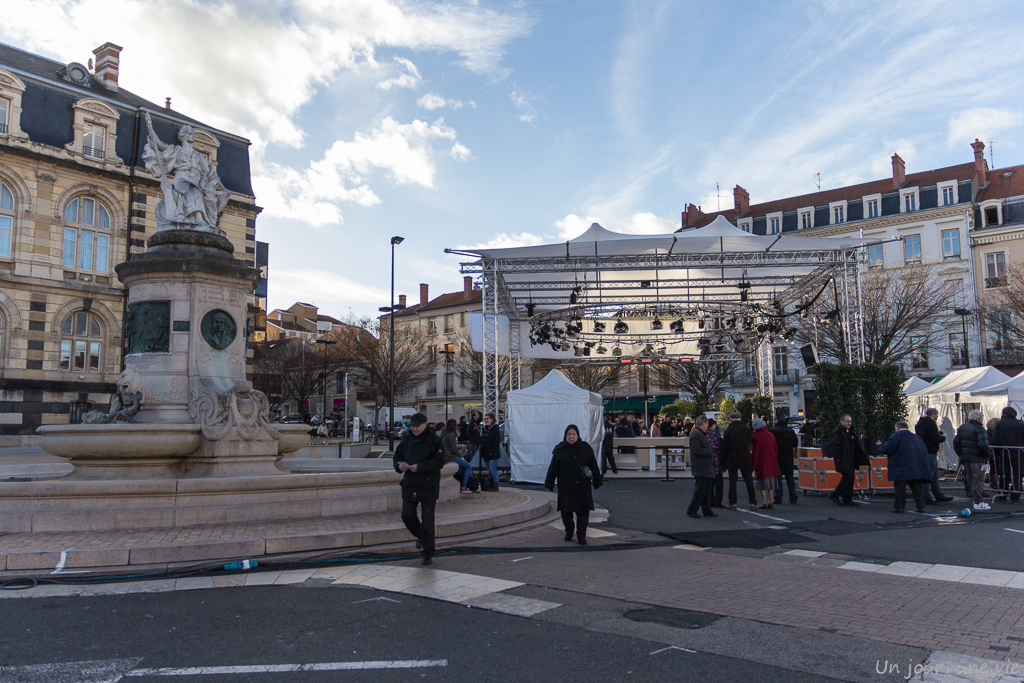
977, 165, 1024, 202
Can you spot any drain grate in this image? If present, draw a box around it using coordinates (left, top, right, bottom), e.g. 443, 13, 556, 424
623, 607, 720, 630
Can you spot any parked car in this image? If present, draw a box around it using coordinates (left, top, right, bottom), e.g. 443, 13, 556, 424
280, 413, 306, 424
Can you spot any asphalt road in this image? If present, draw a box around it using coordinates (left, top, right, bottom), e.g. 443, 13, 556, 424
525, 479, 1024, 571
0, 583, 845, 683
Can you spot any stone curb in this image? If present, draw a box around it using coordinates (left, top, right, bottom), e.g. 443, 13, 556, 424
0, 490, 553, 573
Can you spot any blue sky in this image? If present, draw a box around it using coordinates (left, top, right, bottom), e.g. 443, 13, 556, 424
4, 0, 1024, 318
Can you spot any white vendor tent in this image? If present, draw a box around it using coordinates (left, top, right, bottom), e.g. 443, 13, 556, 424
505, 370, 604, 484
901, 376, 933, 395
962, 373, 1024, 422
907, 366, 1011, 469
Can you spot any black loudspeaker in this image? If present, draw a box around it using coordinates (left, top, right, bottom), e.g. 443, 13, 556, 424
800, 343, 819, 368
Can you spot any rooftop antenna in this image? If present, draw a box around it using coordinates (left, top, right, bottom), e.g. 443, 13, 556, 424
715, 182, 722, 212
814, 172, 821, 191
990, 141, 994, 169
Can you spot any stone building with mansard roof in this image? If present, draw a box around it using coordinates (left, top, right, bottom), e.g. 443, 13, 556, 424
0, 40, 261, 442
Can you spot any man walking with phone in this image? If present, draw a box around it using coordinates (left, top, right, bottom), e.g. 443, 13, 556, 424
394, 413, 446, 565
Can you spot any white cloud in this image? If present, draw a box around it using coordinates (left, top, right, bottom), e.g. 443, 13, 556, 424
622, 212, 677, 234
0, 0, 532, 148
948, 108, 1023, 150
509, 83, 539, 123
377, 56, 422, 91
255, 116, 469, 225
458, 232, 546, 250
271, 268, 389, 315
416, 92, 467, 110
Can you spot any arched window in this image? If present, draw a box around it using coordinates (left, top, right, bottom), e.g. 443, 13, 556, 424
63, 197, 111, 271
0, 181, 13, 258
59, 310, 102, 372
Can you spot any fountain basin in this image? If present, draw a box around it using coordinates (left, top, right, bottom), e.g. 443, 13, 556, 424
36, 423, 202, 479
276, 423, 311, 454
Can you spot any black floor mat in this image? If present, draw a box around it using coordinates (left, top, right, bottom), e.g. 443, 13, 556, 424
778, 518, 879, 536
657, 528, 817, 549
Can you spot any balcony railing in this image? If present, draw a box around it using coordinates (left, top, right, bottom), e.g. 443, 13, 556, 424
987, 348, 1024, 366
82, 145, 104, 159
729, 369, 801, 386
0, 123, 7, 135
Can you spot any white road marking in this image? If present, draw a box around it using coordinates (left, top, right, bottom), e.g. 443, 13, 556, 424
649, 646, 696, 655
350, 596, 400, 604
52, 549, 68, 574
736, 508, 791, 523
511, 556, 533, 562
0, 658, 142, 682
1005, 528, 1024, 534
124, 660, 448, 676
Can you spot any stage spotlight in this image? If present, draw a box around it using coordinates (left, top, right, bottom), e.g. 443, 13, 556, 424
726, 317, 737, 329
651, 318, 663, 330
583, 346, 591, 356
657, 345, 667, 355
593, 321, 606, 332
614, 319, 629, 334
573, 346, 583, 357
596, 345, 608, 355
697, 319, 704, 329
612, 347, 622, 357
640, 280, 652, 288
525, 303, 535, 317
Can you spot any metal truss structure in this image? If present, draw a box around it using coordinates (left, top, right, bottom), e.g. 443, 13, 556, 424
449, 243, 866, 417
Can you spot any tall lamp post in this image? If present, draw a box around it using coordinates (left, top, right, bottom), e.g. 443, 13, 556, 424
441, 345, 454, 423
954, 307, 971, 368
315, 338, 336, 425
379, 236, 404, 452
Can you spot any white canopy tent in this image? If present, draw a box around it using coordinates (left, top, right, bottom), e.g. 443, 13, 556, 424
902, 376, 933, 395
504, 370, 604, 484
907, 366, 1011, 468
962, 373, 1024, 422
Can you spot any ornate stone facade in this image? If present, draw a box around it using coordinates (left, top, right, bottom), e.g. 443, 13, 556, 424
0, 43, 260, 442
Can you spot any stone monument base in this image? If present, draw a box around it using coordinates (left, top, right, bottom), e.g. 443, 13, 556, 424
0, 463, 459, 533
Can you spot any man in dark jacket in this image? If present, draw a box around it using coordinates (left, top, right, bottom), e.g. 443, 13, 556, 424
721, 412, 757, 509
828, 414, 869, 507
479, 412, 502, 491
915, 408, 953, 504
393, 413, 446, 565
879, 421, 933, 513
686, 416, 717, 519
954, 410, 992, 510
992, 406, 1024, 503
771, 419, 800, 505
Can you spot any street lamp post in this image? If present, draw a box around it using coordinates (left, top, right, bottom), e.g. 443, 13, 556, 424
381, 236, 404, 452
315, 339, 336, 428
954, 307, 971, 368
441, 346, 454, 424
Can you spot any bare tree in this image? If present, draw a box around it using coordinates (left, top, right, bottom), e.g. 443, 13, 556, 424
531, 359, 619, 394
337, 324, 434, 442
797, 262, 951, 365
279, 339, 327, 418
664, 360, 737, 401
445, 330, 519, 404
252, 339, 287, 417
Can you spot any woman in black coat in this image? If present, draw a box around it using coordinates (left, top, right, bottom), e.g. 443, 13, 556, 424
545, 424, 603, 545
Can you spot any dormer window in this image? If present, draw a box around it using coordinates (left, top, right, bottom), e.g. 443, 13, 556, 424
798, 208, 813, 230
738, 218, 752, 233
0, 68, 28, 139
863, 193, 881, 219
767, 211, 782, 235
980, 200, 1002, 227
829, 200, 847, 225
938, 181, 957, 206
900, 187, 919, 213
0, 98, 8, 135
65, 98, 123, 164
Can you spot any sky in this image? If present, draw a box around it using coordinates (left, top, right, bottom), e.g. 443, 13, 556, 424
3, 0, 1024, 319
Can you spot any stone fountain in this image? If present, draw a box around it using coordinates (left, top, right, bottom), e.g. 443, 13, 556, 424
1, 114, 455, 533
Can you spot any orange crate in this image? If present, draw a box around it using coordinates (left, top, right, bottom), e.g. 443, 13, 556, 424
870, 456, 889, 468
871, 466, 892, 487
798, 456, 834, 472
798, 447, 822, 458
800, 468, 842, 491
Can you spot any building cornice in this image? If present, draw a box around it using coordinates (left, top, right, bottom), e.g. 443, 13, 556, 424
798, 205, 972, 238
971, 225, 1024, 246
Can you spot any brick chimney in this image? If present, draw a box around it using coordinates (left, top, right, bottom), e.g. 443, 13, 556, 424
463, 276, 473, 297
398, 294, 407, 308
891, 153, 906, 189
733, 186, 750, 215
971, 139, 988, 187
682, 203, 703, 228
92, 42, 122, 90
420, 283, 429, 306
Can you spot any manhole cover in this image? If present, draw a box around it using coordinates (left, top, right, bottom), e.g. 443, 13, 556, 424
623, 606, 720, 630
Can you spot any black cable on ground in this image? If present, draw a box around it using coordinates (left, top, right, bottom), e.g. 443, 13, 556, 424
0, 539, 678, 590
